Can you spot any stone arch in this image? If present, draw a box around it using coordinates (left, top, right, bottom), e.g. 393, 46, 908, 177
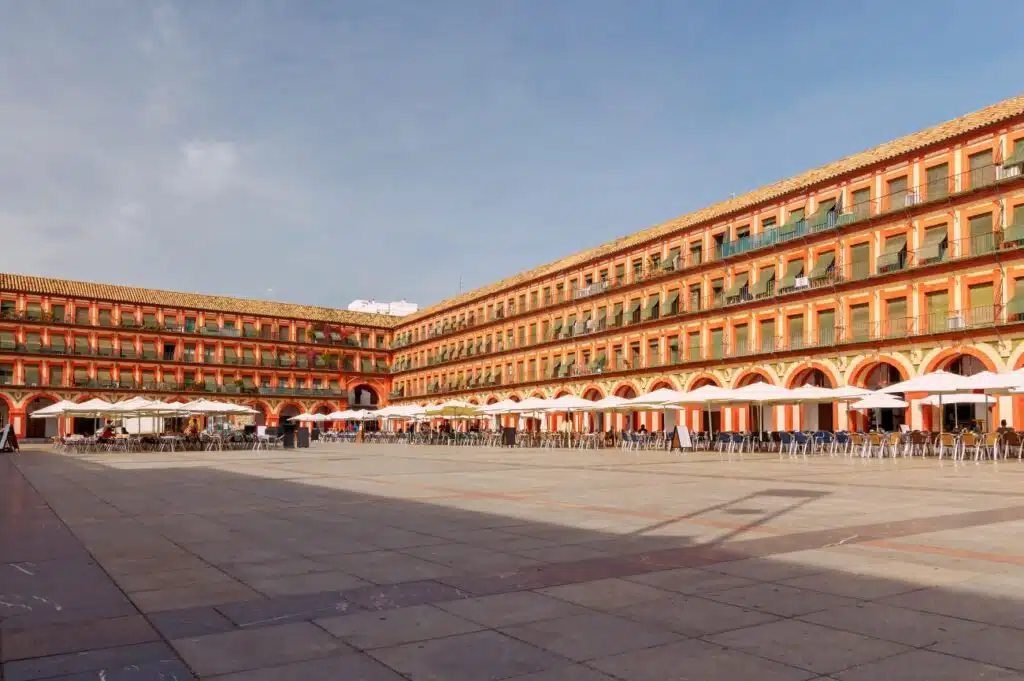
247, 400, 270, 427
0, 392, 14, 432
553, 389, 572, 398
648, 378, 679, 391
612, 382, 639, 398
467, 398, 479, 405
531, 391, 548, 399
349, 384, 379, 408
580, 385, 605, 401
686, 373, 722, 390
923, 345, 999, 374
277, 402, 302, 423
485, 396, 500, 405
24, 395, 59, 439
846, 354, 912, 388
507, 393, 522, 402
733, 368, 776, 388
785, 362, 839, 388
311, 402, 334, 415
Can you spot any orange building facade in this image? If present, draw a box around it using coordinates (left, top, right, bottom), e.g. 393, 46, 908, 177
387, 96, 1024, 433
7, 97, 1024, 438
0, 276, 394, 438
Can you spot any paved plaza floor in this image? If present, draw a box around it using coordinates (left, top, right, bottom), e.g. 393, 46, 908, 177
2, 443, 1024, 680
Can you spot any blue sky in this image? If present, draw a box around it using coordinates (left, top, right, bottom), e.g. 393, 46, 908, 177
1, 1, 1022, 310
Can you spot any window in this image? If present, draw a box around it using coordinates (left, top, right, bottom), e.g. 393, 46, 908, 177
925, 290, 949, 330
99, 310, 114, 327
278, 325, 290, 341
75, 307, 90, 325
968, 283, 994, 323
687, 332, 701, 359
926, 163, 949, 200
734, 324, 749, 355
689, 284, 702, 311
143, 313, 157, 327
968, 212, 994, 254
885, 297, 908, 336
787, 314, 804, 349
852, 187, 871, 218
762, 217, 776, 231
969, 150, 994, 188
759, 318, 776, 352
886, 176, 908, 209
668, 336, 679, 364
51, 304, 66, 321
23, 365, 39, 386
49, 366, 63, 387
850, 303, 871, 340
850, 242, 871, 279
25, 302, 42, 320
632, 259, 643, 281
710, 328, 724, 358
615, 264, 625, 282
529, 291, 538, 309
377, 335, 385, 349
647, 339, 660, 366
817, 309, 836, 345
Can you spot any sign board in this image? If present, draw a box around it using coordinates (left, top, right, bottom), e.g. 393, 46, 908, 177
0, 425, 19, 453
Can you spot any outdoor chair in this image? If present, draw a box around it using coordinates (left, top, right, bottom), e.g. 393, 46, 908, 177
1004, 431, 1023, 460
959, 432, 979, 462
831, 431, 849, 456
936, 432, 957, 460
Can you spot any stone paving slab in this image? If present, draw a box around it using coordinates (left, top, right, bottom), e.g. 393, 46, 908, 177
8, 444, 1024, 680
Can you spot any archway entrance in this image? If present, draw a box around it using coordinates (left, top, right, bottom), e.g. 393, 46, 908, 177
934, 353, 989, 430
278, 404, 300, 424
583, 388, 604, 432
689, 377, 722, 434
249, 403, 268, 427
349, 384, 379, 409
856, 361, 906, 432
26, 397, 58, 438
614, 385, 639, 431
790, 367, 836, 431
736, 373, 773, 433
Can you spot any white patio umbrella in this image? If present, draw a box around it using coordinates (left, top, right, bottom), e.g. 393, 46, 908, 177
786, 385, 838, 403
625, 387, 690, 409
851, 394, 909, 410
964, 370, 1024, 394
582, 395, 633, 411
29, 400, 76, 418
542, 395, 593, 411
507, 397, 552, 413
667, 385, 734, 436
479, 399, 518, 414
62, 398, 117, 415
719, 382, 797, 434
289, 413, 317, 422
880, 371, 975, 432
425, 400, 481, 418
921, 394, 995, 406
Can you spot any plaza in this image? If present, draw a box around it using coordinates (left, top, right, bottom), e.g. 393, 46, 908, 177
2, 443, 1023, 680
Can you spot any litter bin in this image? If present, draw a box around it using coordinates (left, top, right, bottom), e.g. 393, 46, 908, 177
281, 423, 296, 449
297, 428, 310, 448
502, 426, 517, 447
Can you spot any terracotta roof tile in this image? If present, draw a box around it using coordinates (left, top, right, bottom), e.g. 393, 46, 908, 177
0, 273, 399, 329
402, 94, 1024, 324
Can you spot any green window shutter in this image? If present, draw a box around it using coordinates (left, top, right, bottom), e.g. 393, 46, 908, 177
664, 290, 680, 314
809, 198, 837, 230
818, 309, 836, 344
787, 315, 804, 348
643, 295, 660, 319
710, 328, 724, 358
1004, 139, 1024, 169
778, 259, 805, 291
628, 300, 641, 316
724, 272, 749, 299
887, 176, 908, 209
0, 331, 14, 350
687, 332, 701, 357
750, 266, 776, 297
970, 150, 994, 187
850, 304, 870, 340
885, 298, 908, 336
969, 212, 995, 254
734, 325, 748, 354
850, 243, 870, 279
361, 358, 372, 372
1004, 205, 1024, 245
926, 291, 949, 325
808, 251, 835, 281
877, 234, 908, 272
918, 225, 949, 263
926, 163, 949, 200
968, 283, 994, 310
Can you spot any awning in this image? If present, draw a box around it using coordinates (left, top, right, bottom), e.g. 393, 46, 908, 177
565, 354, 577, 371
808, 252, 836, 280
592, 351, 607, 369
483, 371, 492, 383
808, 199, 837, 231
877, 234, 908, 270
918, 228, 949, 262
778, 259, 805, 290
664, 290, 680, 311
628, 300, 641, 316
750, 267, 775, 296
1003, 144, 1024, 169
643, 296, 660, 317
329, 332, 341, 342
1007, 295, 1024, 318
779, 214, 803, 238
440, 348, 449, 360
724, 272, 749, 299
551, 318, 563, 336
557, 358, 569, 377
313, 331, 325, 340
597, 307, 608, 322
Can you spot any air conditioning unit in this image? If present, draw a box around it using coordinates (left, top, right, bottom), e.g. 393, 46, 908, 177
946, 315, 964, 330
904, 191, 920, 207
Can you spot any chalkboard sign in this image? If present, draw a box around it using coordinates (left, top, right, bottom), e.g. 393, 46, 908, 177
0, 425, 19, 453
